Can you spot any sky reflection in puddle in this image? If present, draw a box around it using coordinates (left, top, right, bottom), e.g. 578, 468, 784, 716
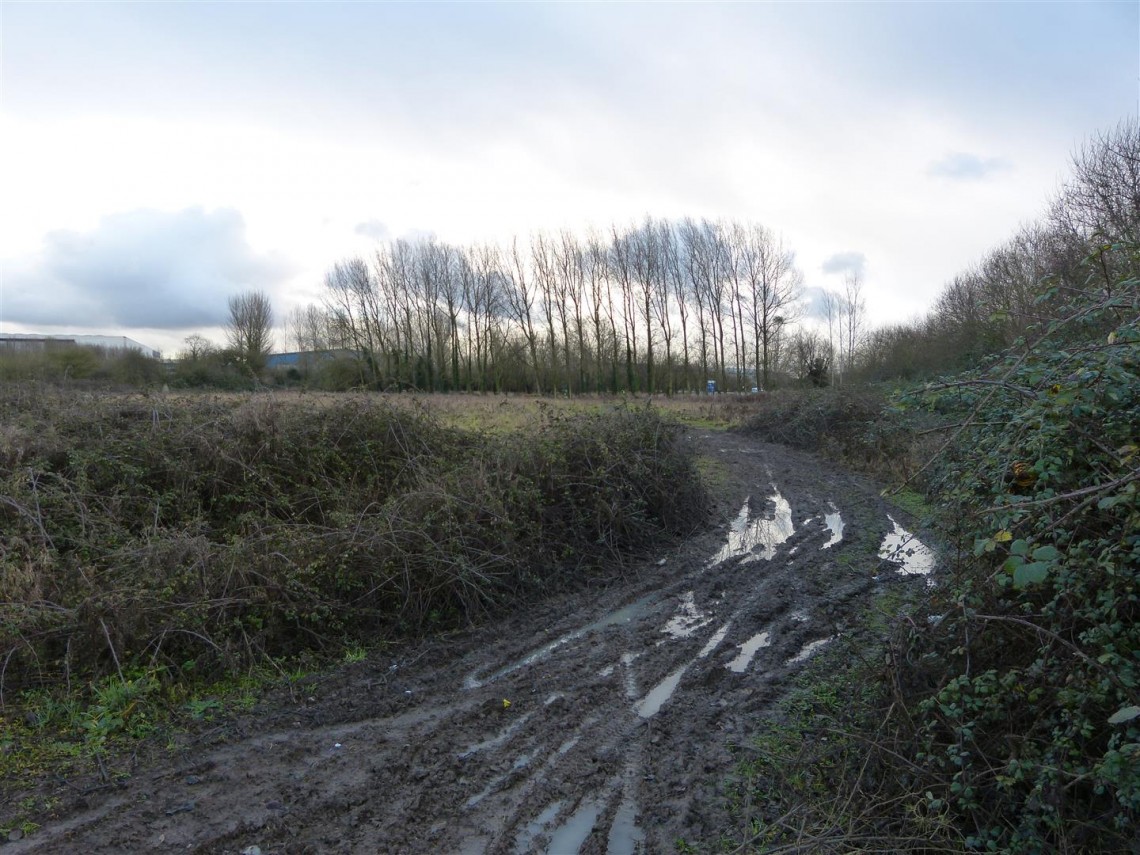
822, 503, 844, 548
710, 488, 795, 566
878, 515, 936, 575
786, 637, 833, 665
726, 630, 772, 673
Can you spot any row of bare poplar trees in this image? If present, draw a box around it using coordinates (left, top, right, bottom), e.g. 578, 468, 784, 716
290, 217, 811, 394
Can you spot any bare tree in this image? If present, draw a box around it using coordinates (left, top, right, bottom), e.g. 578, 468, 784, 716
181, 333, 216, 362
226, 290, 274, 373
505, 237, 543, 393
842, 270, 866, 376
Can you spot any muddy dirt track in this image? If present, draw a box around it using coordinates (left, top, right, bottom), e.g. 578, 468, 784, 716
10, 431, 938, 854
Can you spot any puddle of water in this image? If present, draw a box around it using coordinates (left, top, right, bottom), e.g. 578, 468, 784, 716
457, 712, 533, 760
710, 488, 795, 566
545, 798, 603, 854
544, 693, 563, 706
634, 623, 730, 719
635, 666, 686, 719
878, 515, 936, 575
661, 591, 713, 639
598, 664, 615, 677
514, 801, 564, 855
556, 735, 581, 756
789, 608, 809, 623
698, 622, 730, 658
620, 652, 641, 699
465, 782, 496, 809
726, 630, 772, 673
607, 798, 646, 854
467, 754, 532, 808
466, 593, 656, 689
822, 503, 844, 549
786, 637, 834, 665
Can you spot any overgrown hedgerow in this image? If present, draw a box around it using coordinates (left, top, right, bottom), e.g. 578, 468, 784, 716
0, 392, 707, 699
728, 254, 1138, 853
887, 264, 1140, 853
738, 385, 944, 483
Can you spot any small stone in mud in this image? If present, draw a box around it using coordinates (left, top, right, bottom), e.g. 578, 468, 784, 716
266, 800, 285, 812
184, 775, 202, 785
241, 847, 263, 855
8, 829, 24, 842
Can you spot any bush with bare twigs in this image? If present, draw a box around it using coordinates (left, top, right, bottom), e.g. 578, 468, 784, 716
0, 392, 707, 704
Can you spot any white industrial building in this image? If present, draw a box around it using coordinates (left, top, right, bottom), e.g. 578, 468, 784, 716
0, 333, 161, 359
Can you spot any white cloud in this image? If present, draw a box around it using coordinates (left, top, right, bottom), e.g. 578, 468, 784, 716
354, 220, 391, 241
821, 252, 867, 277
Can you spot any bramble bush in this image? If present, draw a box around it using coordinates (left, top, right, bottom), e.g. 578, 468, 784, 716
0, 392, 707, 704
889, 250, 1139, 852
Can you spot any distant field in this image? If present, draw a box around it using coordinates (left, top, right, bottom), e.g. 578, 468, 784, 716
87, 387, 775, 433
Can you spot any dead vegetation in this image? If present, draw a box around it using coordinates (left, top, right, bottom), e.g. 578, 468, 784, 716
0, 387, 709, 705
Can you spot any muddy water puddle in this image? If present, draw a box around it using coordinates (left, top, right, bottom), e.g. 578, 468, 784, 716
513, 800, 564, 854
465, 592, 657, 689
607, 797, 646, 854
786, 636, 834, 665
726, 630, 772, 673
457, 712, 534, 760
635, 622, 730, 718
661, 590, 713, 639
822, 503, 844, 548
546, 798, 604, 853
878, 515, 936, 576
710, 488, 794, 565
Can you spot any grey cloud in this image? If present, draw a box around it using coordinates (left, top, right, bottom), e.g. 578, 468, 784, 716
354, 219, 391, 240
821, 251, 866, 277
928, 152, 1012, 181
5, 207, 293, 330
800, 286, 832, 321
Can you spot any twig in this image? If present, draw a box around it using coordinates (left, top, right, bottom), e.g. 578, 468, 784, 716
981, 466, 1139, 513
100, 619, 125, 683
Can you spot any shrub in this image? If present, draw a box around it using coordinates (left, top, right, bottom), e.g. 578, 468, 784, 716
0, 392, 707, 700
886, 259, 1140, 852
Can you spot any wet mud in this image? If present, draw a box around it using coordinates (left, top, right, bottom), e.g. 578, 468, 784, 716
7, 431, 938, 854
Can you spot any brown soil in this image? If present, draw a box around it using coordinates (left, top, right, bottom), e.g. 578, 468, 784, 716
6, 431, 934, 854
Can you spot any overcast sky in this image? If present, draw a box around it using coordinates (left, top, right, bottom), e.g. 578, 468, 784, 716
1, 1, 1137, 356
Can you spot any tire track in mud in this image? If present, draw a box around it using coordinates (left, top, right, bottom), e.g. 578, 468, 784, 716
11, 432, 939, 855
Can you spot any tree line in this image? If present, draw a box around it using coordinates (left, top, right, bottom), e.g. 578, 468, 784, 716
284, 218, 847, 394
189, 119, 1136, 394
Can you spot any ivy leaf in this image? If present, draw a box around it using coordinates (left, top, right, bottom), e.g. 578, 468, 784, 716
1010, 539, 1030, 557
1032, 545, 1060, 562
1108, 705, 1140, 725
1012, 561, 1049, 587
994, 530, 1013, 543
